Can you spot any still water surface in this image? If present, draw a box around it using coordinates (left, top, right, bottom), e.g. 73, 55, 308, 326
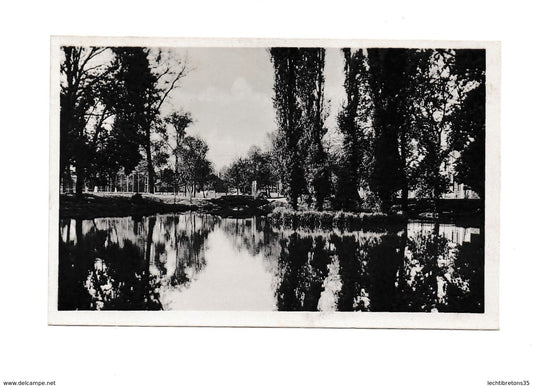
59, 213, 483, 312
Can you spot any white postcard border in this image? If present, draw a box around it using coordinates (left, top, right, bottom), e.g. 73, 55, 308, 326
48, 36, 500, 329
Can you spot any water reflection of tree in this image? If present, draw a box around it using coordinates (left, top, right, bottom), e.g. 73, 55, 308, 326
332, 234, 370, 311
271, 224, 483, 312
367, 233, 404, 311
445, 232, 484, 313
59, 214, 219, 310
331, 232, 404, 312
166, 214, 215, 289
396, 228, 484, 313
220, 217, 281, 272
59, 215, 484, 313
275, 233, 331, 311
58, 219, 163, 310
397, 230, 450, 312
58, 220, 94, 310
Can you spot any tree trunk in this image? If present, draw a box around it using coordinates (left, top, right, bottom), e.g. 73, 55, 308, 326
75, 218, 83, 245
75, 167, 85, 197
145, 140, 155, 194
433, 186, 440, 215
145, 216, 155, 263
399, 128, 408, 212
290, 195, 298, 210
66, 219, 71, 244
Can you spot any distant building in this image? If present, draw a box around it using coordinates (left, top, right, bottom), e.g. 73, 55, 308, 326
442, 150, 480, 199
405, 150, 480, 200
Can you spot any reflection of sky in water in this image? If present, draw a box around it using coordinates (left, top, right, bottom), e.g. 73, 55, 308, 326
160, 229, 276, 310
59, 214, 483, 312
317, 256, 341, 311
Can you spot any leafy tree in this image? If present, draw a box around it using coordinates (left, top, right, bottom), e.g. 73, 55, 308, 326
270, 48, 306, 209
195, 158, 214, 197
297, 48, 330, 210
163, 111, 194, 192
225, 157, 251, 194
60, 46, 113, 196
451, 49, 486, 198
108, 47, 189, 193
335, 48, 373, 210
176, 136, 213, 197
165, 111, 193, 149
106, 48, 154, 180
270, 48, 330, 209
367, 48, 415, 212
159, 167, 176, 192
206, 173, 228, 194
409, 50, 464, 207
246, 146, 277, 195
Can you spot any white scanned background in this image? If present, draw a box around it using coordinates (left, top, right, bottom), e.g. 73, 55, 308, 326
0, 1, 531, 385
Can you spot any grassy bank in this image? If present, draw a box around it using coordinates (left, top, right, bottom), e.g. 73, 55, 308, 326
59, 194, 200, 219
60, 194, 482, 230
59, 193, 270, 219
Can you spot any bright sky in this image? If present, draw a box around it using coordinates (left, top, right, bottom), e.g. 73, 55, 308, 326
162, 48, 346, 171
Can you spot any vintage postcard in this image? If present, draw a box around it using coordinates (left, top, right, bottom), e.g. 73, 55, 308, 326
49, 37, 500, 328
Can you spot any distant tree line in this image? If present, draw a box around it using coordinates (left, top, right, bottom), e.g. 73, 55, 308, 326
221, 146, 280, 195
267, 47, 485, 212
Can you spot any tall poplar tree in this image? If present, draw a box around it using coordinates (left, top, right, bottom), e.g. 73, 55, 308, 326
270, 48, 329, 210
297, 48, 330, 210
270, 48, 306, 209
335, 48, 372, 211
107, 48, 153, 179
367, 48, 415, 212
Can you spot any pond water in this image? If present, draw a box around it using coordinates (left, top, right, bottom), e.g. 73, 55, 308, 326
58, 213, 483, 312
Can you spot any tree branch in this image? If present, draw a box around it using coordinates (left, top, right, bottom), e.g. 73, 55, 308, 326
156, 65, 188, 111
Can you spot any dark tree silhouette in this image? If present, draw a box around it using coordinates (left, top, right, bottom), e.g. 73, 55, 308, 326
275, 233, 331, 311
367, 48, 415, 212
298, 48, 330, 210
366, 233, 404, 311
410, 50, 460, 207
270, 48, 330, 209
331, 234, 369, 311
176, 136, 213, 197
58, 220, 163, 310
335, 49, 373, 211
106, 47, 189, 193
451, 49, 486, 199
270, 48, 306, 209
246, 146, 277, 195
60, 46, 113, 196
225, 157, 250, 194
107, 48, 155, 180
445, 231, 484, 312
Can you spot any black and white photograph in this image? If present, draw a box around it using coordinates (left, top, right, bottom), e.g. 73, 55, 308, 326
49, 37, 499, 328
